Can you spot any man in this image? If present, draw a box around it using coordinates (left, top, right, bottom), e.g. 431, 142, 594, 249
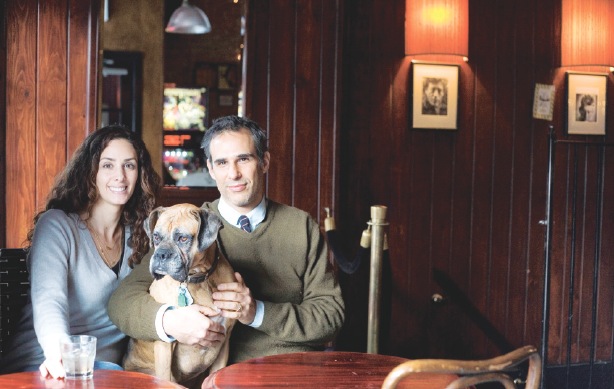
108, 115, 345, 383
422, 77, 448, 115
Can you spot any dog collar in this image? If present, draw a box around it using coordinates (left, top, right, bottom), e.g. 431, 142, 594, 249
187, 246, 220, 284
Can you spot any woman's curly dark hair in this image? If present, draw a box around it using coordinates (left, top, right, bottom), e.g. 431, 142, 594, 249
25, 124, 161, 267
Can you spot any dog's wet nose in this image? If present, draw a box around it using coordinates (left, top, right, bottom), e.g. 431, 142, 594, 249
156, 247, 174, 261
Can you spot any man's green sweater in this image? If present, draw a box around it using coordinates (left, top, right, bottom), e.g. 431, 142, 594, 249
108, 199, 345, 364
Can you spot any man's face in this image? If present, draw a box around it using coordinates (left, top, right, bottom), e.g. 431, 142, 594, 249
425, 81, 445, 108
206, 128, 270, 214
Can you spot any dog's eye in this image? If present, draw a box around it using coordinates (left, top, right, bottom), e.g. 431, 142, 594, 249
152, 232, 161, 244
178, 236, 189, 244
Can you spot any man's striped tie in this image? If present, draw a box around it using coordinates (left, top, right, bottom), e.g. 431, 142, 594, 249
238, 215, 252, 232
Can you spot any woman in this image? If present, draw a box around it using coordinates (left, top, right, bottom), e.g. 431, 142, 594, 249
0, 125, 161, 379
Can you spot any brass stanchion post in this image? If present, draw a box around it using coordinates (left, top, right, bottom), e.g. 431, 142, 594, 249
367, 205, 388, 354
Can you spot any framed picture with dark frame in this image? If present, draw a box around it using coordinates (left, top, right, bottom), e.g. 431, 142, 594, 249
411, 62, 459, 130
193, 62, 240, 91
566, 72, 607, 135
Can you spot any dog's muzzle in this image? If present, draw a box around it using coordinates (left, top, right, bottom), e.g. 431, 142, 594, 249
150, 245, 188, 282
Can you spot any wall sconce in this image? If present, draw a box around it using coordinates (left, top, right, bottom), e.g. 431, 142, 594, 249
561, 0, 614, 70
405, 0, 469, 61
166, 0, 212, 34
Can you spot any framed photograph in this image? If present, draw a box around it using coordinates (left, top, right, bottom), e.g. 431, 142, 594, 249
411, 62, 459, 130
217, 64, 240, 90
533, 83, 555, 121
566, 72, 607, 135
219, 94, 234, 107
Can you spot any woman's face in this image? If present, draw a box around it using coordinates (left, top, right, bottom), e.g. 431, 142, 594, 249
95, 139, 139, 208
584, 101, 597, 122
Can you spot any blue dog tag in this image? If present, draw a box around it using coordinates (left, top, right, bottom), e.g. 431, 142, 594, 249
178, 283, 194, 307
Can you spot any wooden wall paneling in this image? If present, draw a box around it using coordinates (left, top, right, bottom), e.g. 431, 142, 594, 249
486, 0, 517, 359
336, 0, 375, 354
506, 0, 542, 353
37, 0, 68, 207
6, 0, 37, 247
385, 56, 413, 352
293, 0, 321, 217
442, 59, 477, 360
260, 0, 294, 207
0, 0, 6, 247
5, 0, 100, 247
317, 0, 341, 223
245, 0, 341, 225
464, 0, 498, 358
386, 0, 412, 354
596, 153, 614, 361
548, 143, 573, 365
68, 0, 100, 154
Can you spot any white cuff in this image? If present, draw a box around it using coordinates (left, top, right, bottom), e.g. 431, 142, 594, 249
248, 300, 264, 328
155, 304, 176, 343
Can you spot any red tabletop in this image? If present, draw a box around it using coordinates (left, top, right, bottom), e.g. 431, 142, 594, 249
0, 370, 186, 388
209, 351, 458, 388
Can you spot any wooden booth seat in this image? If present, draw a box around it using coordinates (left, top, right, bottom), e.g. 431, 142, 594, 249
0, 248, 29, 356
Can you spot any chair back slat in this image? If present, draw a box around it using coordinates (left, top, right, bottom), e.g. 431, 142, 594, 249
0, 248, 29, 356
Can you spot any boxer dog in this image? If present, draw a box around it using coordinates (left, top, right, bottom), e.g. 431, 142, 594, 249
123, 204, 236, 386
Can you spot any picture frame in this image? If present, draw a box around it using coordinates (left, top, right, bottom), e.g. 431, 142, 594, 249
411, 62, 459, 130
532, 83, 555, 121
566, 72, 607, 135
217, 64, 240, 90
219, 94, 234, 107
193, 63, 240, 91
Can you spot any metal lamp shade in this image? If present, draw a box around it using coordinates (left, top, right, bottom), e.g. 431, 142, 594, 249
166, 0, 212, 35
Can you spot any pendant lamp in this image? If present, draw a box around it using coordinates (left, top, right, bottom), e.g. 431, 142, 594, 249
405, 0, 469, 59
166, 0, 212, 35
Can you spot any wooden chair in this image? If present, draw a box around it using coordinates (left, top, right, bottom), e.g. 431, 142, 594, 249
0, 248, 29, 356
381, 345, 541, 389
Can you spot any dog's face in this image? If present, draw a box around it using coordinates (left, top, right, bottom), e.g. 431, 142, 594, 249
144, 204, 222, 282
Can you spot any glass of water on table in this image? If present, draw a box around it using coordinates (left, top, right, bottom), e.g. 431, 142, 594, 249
60, 335, 97, 379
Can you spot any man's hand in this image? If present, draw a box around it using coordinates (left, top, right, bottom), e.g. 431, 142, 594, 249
213, 272, 256, 324
162, 305, 226, 347
201, 370, 218, 388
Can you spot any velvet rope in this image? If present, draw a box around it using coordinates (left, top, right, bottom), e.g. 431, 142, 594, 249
325, 229, 370, 274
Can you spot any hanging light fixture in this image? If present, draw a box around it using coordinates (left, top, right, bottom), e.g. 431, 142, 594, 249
405, 0, 469, 60
561, 0, 614, 68
166, 0, 212, 34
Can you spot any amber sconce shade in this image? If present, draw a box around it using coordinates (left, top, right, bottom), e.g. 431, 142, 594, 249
561, 0, 614, 68
405, 0, 469, 60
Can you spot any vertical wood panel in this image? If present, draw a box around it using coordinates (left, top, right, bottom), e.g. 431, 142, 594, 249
596, 155, 614, 361
317, 0, 341, 221
6, 0, 37, 247
245, 0, 342, 224
293, 0, 321, 216
465, 0, 498, 356
68, 0, 100, 154
0, 0, 7, 247
37, 0, 68, 206
260, 0, 295, 206
5, 0, 100, 247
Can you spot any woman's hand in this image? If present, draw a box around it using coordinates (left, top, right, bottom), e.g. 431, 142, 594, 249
39, 358, 65, 380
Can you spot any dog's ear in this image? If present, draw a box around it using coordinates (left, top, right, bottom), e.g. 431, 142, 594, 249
144, 207, 166, 245
197, 209, 223, 251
